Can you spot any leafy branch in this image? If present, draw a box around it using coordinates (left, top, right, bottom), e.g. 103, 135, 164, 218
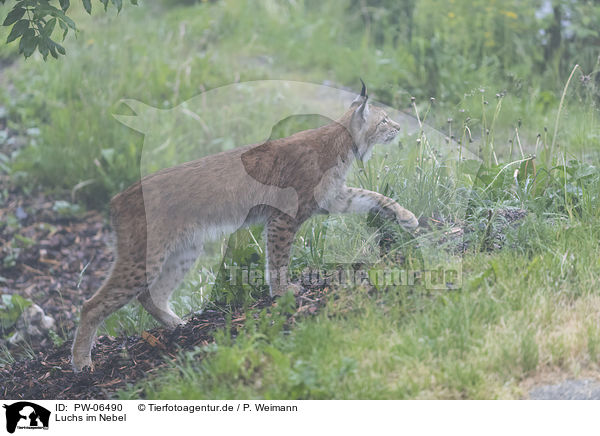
1, 0, 138, 59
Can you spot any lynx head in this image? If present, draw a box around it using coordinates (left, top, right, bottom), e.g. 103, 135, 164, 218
345, 80, 401, 161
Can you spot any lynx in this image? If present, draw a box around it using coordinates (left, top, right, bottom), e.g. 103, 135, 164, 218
71, 81, 419, 371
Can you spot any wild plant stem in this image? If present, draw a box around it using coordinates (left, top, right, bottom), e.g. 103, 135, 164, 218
549, 64, 580, 166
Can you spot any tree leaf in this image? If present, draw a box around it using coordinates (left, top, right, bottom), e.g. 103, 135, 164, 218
49, 43, 58, 58
61, 14, 76, 30
3, 6, 25, 26
42, 17, 56, 37
6, 19, 29, 43
59, 0, 70, 12
58, 19, 69, 40
82, 0, 91, 14
38, 36, 49, 60
52, 40, 66, 55
18, 27, 37, 58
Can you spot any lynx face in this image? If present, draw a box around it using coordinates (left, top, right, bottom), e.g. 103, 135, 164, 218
348, 94, 401, 161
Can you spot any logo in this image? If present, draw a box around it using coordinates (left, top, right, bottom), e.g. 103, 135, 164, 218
3, 402, 50, 434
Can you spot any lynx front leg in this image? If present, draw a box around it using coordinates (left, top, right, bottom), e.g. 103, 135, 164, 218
265, 215, 300, 297
329, 187, 418, 230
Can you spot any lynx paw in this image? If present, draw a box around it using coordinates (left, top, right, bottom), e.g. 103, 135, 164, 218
163, 316, 186, 331
395, 209, 419, 230
71, 354, 94, 373
270, 283, 302, 298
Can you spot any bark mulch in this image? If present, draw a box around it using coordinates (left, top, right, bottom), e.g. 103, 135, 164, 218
0, 160, 328, 400
0, 175, 114, 342
0, 287, 328, 400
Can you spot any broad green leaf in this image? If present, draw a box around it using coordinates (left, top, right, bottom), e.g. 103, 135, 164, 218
82, 0, 91, 14
3, 6, 25, 26
61, 14, 76, 29
6, 19, 29, 43
32, 4, 63, 19
58, 19, 69, 40
52, 40, 66, 55
59, 0, 70, 11
19, 27, 37, 57
574, 164, 597, 180
49, 43, 58, 58
42, 17, 56, 37
38, 36, 49, 60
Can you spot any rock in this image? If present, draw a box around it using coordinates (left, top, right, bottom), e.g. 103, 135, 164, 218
8, 304, 55, 345
529, 379, 600, 400
15, 206, 27, 221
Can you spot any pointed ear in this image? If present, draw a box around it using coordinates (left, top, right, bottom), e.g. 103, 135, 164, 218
350, 78, 368, 108
355, 95, 369, 122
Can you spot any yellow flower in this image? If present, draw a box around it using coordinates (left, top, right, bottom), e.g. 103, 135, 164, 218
501, 10, 518, 19
484, 31, 495, 47
448, 12, 455, 19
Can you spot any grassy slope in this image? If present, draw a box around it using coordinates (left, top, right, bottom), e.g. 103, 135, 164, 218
1, 1, 599, 398
115, 221, 600, 399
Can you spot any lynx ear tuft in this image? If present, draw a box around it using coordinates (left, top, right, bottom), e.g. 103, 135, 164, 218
351, 78, 368, 108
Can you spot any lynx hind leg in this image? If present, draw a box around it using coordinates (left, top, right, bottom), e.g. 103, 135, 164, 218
137, 246, 199, 330
71, 258, 148, 372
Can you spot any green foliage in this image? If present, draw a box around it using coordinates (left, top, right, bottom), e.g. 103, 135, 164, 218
1, 1, 598, 207
1, 0, 137, 59
1, 225, 36, 269
47, 328, 65, 346
212, 226, 267, 307
0, 293, 32, 332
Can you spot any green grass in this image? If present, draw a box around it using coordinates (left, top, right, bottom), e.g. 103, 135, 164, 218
1, 0, 599, 398
117, 222, 600, 399
110, 123, 599, 398
2, 1, 598, 206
